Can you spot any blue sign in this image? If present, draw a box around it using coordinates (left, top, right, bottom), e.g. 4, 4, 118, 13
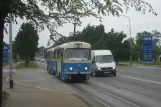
142, 36, 153, 62
3, 46, 9, 62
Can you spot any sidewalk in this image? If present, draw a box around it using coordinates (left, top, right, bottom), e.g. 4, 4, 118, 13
3, 80, 92, 107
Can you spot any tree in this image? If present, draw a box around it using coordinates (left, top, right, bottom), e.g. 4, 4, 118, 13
15, 22, 39, 67
99, 29, 127, 60
0, 0, 157, 105
3, 42, 8, 47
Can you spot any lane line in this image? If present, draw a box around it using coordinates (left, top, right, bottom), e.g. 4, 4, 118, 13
119, 75, 161, 85
91, 96, 110, 107
3, 69, 16, 72
97, 88, 140, 107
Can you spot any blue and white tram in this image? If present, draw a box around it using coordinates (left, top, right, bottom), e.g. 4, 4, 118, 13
47, 42, 92, 81
46, 47, 56, 74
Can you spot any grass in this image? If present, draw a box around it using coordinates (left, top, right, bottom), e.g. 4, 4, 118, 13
16, 62, 37, 69
120, 61, 161, 66
116, 63, 129, 66
3, 62, 9, 67
2, 91, 8, 102
140, 62, 161, 66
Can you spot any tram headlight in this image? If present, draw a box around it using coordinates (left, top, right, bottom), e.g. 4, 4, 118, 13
69, 67, 73, 71
85, 67, 88, 70
97, 68, 101, 70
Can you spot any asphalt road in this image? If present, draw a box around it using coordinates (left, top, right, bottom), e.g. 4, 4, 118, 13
14, 61, 161, 107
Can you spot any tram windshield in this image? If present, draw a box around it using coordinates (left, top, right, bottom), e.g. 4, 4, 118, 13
65, 48, 90, 60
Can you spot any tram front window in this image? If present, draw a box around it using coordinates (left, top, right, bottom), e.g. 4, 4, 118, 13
65, 48, 90, 60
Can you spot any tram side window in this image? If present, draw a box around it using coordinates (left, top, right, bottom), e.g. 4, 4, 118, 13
64, 49, 68, 59
53, 51, 56, 59
49, 51, 52, 59
56, 49, 63, 61
60, 49, 63, 61
47, 52, 49, 59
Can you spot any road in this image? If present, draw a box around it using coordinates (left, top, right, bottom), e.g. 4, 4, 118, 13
14, 61, 161, 107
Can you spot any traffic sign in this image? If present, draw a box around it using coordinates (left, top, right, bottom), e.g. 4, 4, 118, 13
142, 36, 153, 62
3, 46, 9, 62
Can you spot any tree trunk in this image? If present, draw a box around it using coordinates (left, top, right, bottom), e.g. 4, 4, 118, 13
25, 57, 28, 67
0, 10, 6, 107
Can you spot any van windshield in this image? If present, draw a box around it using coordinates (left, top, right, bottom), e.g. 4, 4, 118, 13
95, 55, 114, 63
65, 48, 90, 60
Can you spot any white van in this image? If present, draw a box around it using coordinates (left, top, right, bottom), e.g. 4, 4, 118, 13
91, 50, 116, 76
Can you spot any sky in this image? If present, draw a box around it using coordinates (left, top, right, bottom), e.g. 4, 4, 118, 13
3, 0, 161, 48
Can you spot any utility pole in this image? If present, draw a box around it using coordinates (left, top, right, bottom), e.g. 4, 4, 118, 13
9, 13, 13, 88
120, 15, 132, 66
73, 23, 77, 40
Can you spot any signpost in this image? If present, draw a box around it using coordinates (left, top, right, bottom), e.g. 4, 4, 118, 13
3, 46, 9, 62
142, 36, 153, 62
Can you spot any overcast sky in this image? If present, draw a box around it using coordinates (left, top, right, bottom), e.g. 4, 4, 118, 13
3, 0, 161, 47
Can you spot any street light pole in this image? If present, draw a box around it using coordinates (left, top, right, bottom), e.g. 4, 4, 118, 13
120, 15, 132, 65
9, 13, 13, 88
73, 23, 77, 40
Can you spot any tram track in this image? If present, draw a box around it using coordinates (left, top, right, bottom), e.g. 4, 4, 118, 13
86, 82, 141, 107
70, 83, 111, 107
69, 82, 141, 107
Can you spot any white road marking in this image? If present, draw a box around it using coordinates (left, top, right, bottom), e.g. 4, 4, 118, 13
20, 78, 46, 82
3, 69, 16, 72
97, 88, 140, 107
119, 75, 161, 85
28, 74, 36, 75
92, 96, 111, 107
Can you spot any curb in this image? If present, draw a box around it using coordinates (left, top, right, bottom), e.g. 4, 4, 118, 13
12, 80, 72, 95
5, 78, 92, 107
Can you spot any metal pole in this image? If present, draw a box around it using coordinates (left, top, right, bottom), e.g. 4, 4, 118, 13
73, 23, 77, 40
120, 15, 132, 65
128, 17, 132, 66
9, 14, 13, 88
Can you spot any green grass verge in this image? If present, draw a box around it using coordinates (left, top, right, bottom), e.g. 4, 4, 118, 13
141, 62, 161, 66
116, 63, 129, 66
3, 62, 9, 67
120, 61, 161, 66
2, 91, 8, 102
16, 63, 37, 69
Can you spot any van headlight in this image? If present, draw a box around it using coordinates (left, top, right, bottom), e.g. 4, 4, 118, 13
69, 67, 73, 71
113, 67, 116, 69
85, 67, 88, 70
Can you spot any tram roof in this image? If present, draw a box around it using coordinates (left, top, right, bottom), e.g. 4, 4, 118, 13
47, 47, 55, 52
55, 41, 90, 49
